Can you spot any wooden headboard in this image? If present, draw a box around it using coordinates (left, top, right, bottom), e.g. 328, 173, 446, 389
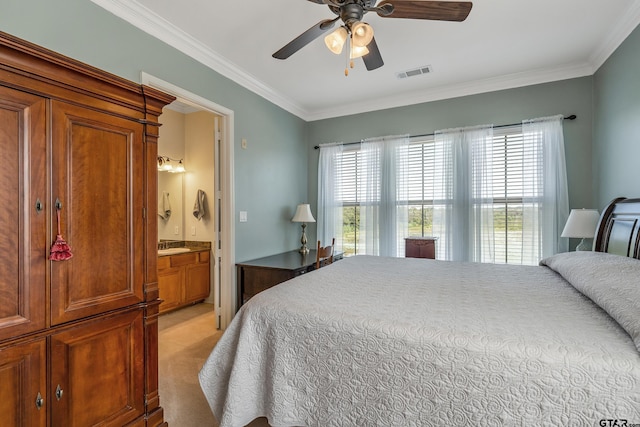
594, 197, 640, 259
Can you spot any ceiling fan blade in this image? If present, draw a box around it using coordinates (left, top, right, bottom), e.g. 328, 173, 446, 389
272, 19, 338, 60
362, 37, 383, 71
377, 1, 472, 22
307, 0, 346, 5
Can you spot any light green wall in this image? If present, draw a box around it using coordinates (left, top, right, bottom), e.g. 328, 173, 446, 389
593, 24, 640, 207
0, 0, 308, 262
306, 77, 595, 241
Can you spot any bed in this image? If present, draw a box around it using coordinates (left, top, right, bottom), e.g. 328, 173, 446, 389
199, 197, 640, 426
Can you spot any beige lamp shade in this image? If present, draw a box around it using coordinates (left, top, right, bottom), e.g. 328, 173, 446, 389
292, 204, 316, 223
561, 209, 600, 238
561, 209, 600, 251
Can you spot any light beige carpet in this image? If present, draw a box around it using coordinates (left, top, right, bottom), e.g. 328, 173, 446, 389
158, 303, 270, 427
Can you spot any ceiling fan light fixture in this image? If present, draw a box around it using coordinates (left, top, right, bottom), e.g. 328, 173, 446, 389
273, 0, 473, 73
351, 22, 374, 47
350, 44, 369, 59
324, 26, 348, 54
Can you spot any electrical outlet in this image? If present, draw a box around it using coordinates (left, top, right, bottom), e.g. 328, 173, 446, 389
191, 226, 196, 236
174, 226, 179, 235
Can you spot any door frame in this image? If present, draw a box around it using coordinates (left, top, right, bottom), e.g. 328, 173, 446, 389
141, 72, 236, 329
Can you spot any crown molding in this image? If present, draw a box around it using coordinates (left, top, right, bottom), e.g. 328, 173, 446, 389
90, 0, 307, 119
306, 62, 594, 121
588, 1, 640, 70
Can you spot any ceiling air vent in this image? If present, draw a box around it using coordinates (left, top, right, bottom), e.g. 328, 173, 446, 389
396, 65, 433, 80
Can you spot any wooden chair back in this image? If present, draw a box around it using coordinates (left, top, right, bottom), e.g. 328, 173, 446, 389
316, 238, 335, 269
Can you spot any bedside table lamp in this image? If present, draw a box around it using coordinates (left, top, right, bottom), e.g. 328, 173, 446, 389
292, 204, 316, 254
561, 209, 600, 251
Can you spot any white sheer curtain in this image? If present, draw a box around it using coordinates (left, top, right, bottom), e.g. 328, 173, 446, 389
434, 125, 495, 262
318, 117, 567, 263
359, 135, 409, 256
522, 115, 569, 258
317, 144, 344, 250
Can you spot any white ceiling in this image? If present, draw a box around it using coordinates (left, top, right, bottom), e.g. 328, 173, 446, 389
93, 0, 640, 121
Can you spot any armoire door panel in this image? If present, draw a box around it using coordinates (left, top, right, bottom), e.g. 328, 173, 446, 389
50, 309, 145, 427
0, 338, 47, 427
0, 86, 47, 341
50, 101, 144, 325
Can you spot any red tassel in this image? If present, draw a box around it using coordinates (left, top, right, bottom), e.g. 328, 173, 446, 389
50, 208, 73, 261
50, 235, 73, 261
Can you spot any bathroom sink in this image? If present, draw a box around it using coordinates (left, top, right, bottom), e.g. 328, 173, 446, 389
158, 247, 191, 255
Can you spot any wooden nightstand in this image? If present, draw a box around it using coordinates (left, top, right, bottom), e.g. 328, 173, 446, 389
405, 237, 437, 259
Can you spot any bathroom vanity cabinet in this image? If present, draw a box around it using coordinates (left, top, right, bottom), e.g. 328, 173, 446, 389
158, 250, 211, 314
0, 32, 174, 427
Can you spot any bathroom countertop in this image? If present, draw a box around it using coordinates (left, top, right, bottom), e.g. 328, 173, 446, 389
158, 240, 211, 256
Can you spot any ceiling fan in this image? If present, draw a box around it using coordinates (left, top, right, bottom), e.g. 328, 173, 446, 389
272, 0, 473, 75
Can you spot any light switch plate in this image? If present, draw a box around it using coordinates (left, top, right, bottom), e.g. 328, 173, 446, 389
239, 211, 248, 222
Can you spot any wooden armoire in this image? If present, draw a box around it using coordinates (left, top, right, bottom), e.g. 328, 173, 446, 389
0, 32, 174, 426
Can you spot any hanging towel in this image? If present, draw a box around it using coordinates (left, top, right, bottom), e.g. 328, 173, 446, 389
193, 189, 206, 220
158, 191, 171, 220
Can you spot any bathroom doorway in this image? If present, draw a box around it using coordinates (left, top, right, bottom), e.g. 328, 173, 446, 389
144, 72, 236, 329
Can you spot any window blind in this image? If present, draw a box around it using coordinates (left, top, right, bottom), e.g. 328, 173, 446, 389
333, 126, 544, 264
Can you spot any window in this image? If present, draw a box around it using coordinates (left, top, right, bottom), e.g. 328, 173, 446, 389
406, 136, 447, 255
486, 128, 543, 265
336, 148, 360, 256
407, 128, 548, 264
335, 139, 441, 258
318, 116, 568, 264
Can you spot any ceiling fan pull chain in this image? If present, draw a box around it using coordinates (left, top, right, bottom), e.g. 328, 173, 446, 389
345, 33, 358, 76
344, 34, 350, 76
349, 33, 355, 71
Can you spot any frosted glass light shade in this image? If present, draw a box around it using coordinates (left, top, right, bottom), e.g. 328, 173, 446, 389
157, 155, 185, 173
351, 22, 374, 47
350, 44, 369, 59
292, 204, 316, 223
324, 27, 348, 54
173, 160, 185, 173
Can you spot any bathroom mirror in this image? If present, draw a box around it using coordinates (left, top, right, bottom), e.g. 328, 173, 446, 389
158, 105, 187, 242
157, 104, 217, 245
158, 170, 184, 240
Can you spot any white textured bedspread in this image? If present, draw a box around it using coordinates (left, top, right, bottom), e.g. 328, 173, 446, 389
199, 254, 640, 426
